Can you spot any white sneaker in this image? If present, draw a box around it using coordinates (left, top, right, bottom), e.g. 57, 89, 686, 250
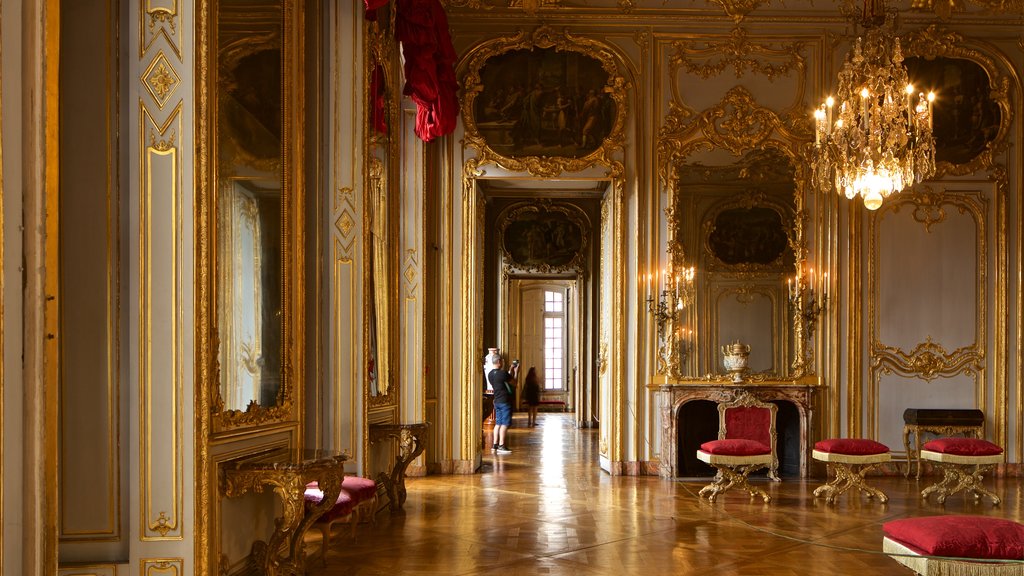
496, 445, 512, 454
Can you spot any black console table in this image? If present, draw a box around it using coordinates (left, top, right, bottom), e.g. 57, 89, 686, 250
902, 408, 984, 479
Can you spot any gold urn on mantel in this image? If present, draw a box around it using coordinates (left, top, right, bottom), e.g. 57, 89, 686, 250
721, 341, 751, 383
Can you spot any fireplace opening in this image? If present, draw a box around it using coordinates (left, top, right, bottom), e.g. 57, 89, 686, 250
676, 398, 801, 478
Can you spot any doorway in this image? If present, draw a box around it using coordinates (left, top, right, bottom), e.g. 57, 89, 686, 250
509, 280, 575, 412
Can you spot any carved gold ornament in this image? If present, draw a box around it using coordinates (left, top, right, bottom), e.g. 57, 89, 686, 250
873, 337, 984, 382
143, 53, 181, 109
909, 0, 1024, 19
460, 26, 629, 177
709, 0, 776, 22
665, 28, 809, 129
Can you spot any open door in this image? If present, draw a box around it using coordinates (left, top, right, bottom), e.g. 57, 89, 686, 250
509, 280, 574, 412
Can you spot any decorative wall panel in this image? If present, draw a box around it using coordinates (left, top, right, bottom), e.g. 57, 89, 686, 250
139, 105, 183, 541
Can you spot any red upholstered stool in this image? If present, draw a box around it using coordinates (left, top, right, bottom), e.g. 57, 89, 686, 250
304, 483, 356, 561
341, 476, 379, 525
883, 515, 1024, 575
812, 438, 891, 504
920, 438, 1003, 505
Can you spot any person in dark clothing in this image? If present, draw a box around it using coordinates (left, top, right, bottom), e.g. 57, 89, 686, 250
522, 367, 541, 427
488, 356, 518, 454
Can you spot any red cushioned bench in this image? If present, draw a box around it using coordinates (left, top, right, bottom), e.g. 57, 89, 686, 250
920, 438, 1003, 505
812, 438, 891, 504
304, 476, 379, 561
883, 515, 1024, 575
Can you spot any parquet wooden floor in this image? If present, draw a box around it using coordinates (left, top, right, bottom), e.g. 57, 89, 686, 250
307, 413, 1023, 575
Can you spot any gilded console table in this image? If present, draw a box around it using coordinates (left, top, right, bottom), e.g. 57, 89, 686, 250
369, 422, 429, 511
902, 408, 984, 480
221, 448, 348, 576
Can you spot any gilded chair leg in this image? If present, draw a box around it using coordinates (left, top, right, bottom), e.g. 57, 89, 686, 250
700, 464, 770, 503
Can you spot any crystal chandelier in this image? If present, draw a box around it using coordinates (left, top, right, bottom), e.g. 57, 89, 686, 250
811, 3, 936, 211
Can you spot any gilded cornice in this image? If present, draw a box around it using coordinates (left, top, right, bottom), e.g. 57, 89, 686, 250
902, 25, 1013, 177
460, 26, 629, 177
909, 0, 1024, 19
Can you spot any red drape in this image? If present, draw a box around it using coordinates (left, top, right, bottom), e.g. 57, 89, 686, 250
370, 63, 388, 134
364, 0, 388, 21
395, 0, 459, 142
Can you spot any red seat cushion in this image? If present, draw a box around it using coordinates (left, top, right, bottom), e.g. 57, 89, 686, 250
304, 484, 355, 522
814, 438, 889, 455
341, 476, 378, 503
922, 438, 1003, 456
884, 516, 1024, 560
700, 438, 770, 456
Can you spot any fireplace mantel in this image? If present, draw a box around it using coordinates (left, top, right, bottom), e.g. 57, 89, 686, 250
651, 376, 820, 479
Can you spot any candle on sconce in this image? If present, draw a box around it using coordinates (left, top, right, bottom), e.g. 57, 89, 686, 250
823, 272, 829, 298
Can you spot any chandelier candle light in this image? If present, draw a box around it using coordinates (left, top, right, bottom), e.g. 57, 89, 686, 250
646, 266, 696, 379
811, 1, 936, 210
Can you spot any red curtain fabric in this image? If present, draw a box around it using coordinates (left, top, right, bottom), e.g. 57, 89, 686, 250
395, 0, 459, 142
370, 63, 387, 134
364, 0, 389, 21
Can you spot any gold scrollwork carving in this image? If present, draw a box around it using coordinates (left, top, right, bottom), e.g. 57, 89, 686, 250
143, 0, 181, 59
460, 26, 629, 177
665, 27, 809, 128
708, 0, 776, 22
902, 25, 1013, 177
873, 337, 984, 382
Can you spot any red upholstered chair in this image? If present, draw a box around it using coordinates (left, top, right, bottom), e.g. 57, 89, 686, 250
812, 438, 891, 504
883, 515, 1024, 575
696, 391, 777, 503
920, 437, 1003, 505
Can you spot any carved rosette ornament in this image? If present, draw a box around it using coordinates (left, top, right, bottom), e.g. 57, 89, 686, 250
461, 26, 628, 177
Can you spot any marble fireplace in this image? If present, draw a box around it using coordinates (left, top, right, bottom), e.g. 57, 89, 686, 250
654, 378, 819, 479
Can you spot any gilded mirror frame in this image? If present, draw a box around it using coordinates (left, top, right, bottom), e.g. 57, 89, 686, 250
197, 0, 306, 433
657, 85, 813, 379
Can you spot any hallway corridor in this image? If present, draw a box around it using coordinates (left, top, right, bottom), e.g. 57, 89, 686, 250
308, 413, 1022, 575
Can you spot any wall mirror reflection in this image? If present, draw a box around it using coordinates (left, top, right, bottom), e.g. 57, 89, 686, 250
671, 148, 799, 380
204, 0, 303, 426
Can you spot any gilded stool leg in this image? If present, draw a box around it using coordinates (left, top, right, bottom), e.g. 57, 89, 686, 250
815, 461, 887, 504
922, 463, 1000, 506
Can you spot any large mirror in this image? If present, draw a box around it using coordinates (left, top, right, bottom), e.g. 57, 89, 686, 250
204, 0, 305, 428
672, 148, 798, 379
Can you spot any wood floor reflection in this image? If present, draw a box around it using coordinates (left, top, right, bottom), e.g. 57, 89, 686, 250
307, 413, 1022, 576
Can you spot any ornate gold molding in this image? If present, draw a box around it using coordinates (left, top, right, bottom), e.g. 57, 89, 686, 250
872, 337, 984, 382
658, 84, 813, 377
902, 25, 1013, 177
909, 0, 1024, 19
709, 0, 776, 22
460, 26, 629, 177
665, 28, 809, 130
